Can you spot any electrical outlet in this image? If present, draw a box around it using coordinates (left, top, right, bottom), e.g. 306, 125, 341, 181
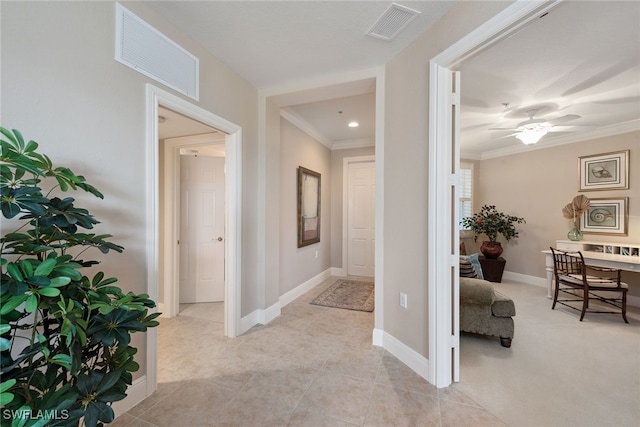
315, 250, 318, 259
400, 292, 408, 309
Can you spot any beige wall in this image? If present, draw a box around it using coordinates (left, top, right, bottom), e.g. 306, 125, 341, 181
474, 132, 640, 297
279, 118, 332, 296
330, 147, 376, 268
1, 1, 260, 375
383, 1, 512, 357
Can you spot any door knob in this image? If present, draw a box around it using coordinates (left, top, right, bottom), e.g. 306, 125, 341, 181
217, 237, 223, 242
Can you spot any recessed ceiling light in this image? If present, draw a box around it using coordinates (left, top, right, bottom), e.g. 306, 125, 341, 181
348, 121, 359, 128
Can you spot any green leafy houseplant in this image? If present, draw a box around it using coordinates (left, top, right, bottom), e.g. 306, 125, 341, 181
461, 204, 526, 243
1, 128, 159, 427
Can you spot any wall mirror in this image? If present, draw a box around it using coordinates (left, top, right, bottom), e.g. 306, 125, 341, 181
297, 166, 321, 247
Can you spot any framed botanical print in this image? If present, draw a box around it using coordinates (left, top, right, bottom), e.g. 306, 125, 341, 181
580, 197, 628, 236
578, 150, 629, 191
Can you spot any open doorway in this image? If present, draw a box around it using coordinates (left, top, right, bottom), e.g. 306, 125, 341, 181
145, 84, 242, 396
428, 2, 561, 387
159, 110, 227, 327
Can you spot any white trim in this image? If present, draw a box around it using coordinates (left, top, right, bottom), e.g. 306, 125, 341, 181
279, 268, 333, 307
502, 271, 547, 287
342, 156, 376, 278
428, 0, 563, 389
433, 0, 561, 68
280, 107, 333, 149
379, 331, 430, 381
239, 267, 336, 334
373, 68, 385, 348
239, 310, 261, 335
145, 84, 242, 404
428, 63, 455, 387
113, 376, 148, 419
372, 328, 384, 347
238, 301, 281, 334
332, 138, 375, 151
477, 119, 640, 160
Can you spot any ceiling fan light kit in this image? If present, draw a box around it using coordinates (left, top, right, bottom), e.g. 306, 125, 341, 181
516, 129, 548, 145
491, 107, 592, 146
515, 121, 552, 145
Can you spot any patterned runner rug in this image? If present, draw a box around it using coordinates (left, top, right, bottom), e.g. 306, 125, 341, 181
310, 279, 374, 312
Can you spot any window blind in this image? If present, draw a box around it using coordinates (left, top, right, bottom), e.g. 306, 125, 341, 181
459, 162, 473, 229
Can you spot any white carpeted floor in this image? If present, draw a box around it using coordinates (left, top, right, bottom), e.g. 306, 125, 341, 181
457, 279, 640, 427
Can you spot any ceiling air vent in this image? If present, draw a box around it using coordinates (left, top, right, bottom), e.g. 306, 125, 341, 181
367, 3, 421, 41
115, 3, 199, 100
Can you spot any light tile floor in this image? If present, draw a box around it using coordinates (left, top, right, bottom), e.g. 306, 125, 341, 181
113, 276, 506, 426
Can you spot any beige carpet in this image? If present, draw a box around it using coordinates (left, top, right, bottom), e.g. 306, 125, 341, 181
310, 279, 374, 312
457, 279, 640, 427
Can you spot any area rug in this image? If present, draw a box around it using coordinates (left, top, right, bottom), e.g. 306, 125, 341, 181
310, 279, 374, 312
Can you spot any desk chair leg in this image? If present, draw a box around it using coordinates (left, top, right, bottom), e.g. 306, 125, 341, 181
552, 282, 559, 309
580, 288, 588, 321
622, 291, 629, 324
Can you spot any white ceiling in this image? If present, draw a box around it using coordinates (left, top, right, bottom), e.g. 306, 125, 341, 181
150, 1, 640, 158
147, 1, 457, 89
458, 1, 640, 158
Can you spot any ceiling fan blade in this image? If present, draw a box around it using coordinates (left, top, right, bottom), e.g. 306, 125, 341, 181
477, 132, 517, 143
488, 127, 517, 131
548, 125, 597, 132
548, 114, 581, 125
462, 122, 495, 131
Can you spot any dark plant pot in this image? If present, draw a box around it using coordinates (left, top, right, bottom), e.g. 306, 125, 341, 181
480, 241, 503, 259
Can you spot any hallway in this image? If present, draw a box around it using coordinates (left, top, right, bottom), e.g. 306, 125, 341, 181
114, 276, 504, 426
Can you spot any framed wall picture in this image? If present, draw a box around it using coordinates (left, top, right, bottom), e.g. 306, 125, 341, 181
580, 197, 628, 236
578, 150, 629, 191
297, 166, 321, 247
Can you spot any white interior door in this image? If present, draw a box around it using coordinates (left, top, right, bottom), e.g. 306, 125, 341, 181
180, 155, 225, 303
348, 161, 375, 277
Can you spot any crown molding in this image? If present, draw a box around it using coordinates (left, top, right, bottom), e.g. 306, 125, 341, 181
476, 120, 640, 160
332, 138, 375, 151
279, 107, 333, 149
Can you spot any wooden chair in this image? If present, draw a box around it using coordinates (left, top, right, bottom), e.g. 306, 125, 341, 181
550, 248, 628, 323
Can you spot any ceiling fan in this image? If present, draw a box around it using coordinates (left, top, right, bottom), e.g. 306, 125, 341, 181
490, 109, 595, 145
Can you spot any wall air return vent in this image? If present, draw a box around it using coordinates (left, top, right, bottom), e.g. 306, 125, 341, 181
367, 3, 421, 41
115, 3, 199, 100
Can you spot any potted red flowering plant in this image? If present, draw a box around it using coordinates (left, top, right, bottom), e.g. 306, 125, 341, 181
461, 205, 526, 259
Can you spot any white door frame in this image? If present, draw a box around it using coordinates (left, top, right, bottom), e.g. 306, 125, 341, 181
428, 0, 561, 387
145, 84, 242, 396
164, 134, 225, 310
342, 155, 375, 277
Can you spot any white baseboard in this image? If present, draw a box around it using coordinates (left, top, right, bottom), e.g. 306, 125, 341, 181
112, 375, 148, 419
503, 270, 640, 307
239, 268, 335, 335
279, 268, 333, 307
239, 310, 260, 335
372, 328, 384, 346
157, 302, 167, 317
375, 329, 431, 384
502, 270, 547, 287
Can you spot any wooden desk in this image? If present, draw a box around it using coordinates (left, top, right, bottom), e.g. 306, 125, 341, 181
479, 256, 506, 283
542, 240, 640, 298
